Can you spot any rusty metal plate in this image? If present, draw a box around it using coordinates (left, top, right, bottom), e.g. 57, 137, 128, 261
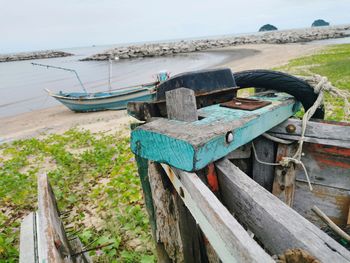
220, 97, 272, 111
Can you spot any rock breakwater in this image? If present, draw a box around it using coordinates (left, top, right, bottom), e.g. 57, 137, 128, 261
0, 50, 73, 63
82, 25, 350, 61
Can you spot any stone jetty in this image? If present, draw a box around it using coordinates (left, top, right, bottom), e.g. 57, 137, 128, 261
82, 25, 350, 61
0, 50, 73, 63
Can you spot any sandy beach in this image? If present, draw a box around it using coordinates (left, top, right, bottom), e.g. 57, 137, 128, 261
0, 43, 324, 143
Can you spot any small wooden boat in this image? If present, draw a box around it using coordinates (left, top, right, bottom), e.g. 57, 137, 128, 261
46, 83, 157, 112
32, 62, 169, 112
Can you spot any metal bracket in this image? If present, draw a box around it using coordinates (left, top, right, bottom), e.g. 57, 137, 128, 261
220, 97, 271, 111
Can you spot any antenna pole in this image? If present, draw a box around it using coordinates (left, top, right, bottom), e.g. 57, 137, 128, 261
31, 62, 87, 93
108, 58, 112, 92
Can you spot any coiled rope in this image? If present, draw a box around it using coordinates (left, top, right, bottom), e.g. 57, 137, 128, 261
252, 74, 350, 192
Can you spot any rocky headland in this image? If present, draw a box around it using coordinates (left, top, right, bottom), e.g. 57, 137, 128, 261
0, 50, 73, 63
82, 25, 350, 61
312, 19, 330, 27
259, 24, 278, 32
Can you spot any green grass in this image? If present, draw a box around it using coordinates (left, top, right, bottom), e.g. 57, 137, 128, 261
0, 129, 154, 262
277, 43, 350, 121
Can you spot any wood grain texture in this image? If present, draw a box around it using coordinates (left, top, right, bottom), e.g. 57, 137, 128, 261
272, 144, 297, 206
268, 118, 350, 148
252, 136, 276, 191
19, 212, 36, 263
161, 164, 274, 263
37, 174, 72, 262
148, 162, 183, 262
215, 158, 350, 262
166, 88, 198, 122
131, 94, 299, 171
295, 143, 350, 190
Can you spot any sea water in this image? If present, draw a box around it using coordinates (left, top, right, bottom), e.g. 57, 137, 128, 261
1, 35, 350, 118
0, 46, 231, 118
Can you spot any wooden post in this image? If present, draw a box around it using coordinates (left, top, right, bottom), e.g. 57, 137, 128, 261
272, 144, 297, 206
145, 88, 209, 262
166, 87, 198, 122
252, 136, 276, 191
215, 158, 350, 262
166, 88, 209, 262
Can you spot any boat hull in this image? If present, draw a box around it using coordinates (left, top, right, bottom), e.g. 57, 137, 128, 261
51, 88, 155, 112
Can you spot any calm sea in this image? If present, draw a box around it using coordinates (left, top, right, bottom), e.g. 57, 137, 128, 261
1, 35, 350, 118
0, 45, 234, 118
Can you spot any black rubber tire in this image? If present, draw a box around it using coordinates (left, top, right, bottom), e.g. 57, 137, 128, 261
233, 70, 325, 119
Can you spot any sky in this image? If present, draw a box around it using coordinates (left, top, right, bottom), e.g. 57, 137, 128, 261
1, 0, 349, 53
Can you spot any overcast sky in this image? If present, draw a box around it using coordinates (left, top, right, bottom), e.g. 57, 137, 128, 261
1, 0, 349, 53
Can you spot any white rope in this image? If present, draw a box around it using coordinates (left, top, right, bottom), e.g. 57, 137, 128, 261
251, 141, 313, 191
251, 142, 280, 166
262, 133, 293, 145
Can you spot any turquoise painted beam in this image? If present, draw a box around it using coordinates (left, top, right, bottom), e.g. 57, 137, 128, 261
131, 94, 300, 171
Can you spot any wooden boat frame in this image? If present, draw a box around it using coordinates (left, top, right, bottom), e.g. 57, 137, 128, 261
129, 81, 350, 262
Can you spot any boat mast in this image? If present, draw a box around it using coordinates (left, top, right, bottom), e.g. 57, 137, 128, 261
31, 62, 87, 94
108, 58, 112, 92
108, 56, 119, 93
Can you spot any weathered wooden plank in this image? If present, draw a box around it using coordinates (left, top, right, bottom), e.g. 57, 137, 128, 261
19, 212, 37, 263
296, 143, 350, 190
268, 118, 350, 148
215, 158, 350, 262
131, 94, 299, 171
165, 87, 209, 262
166, 88, 198, 122
37, 174, 72, 262
161, 164, 274, 263
251, 136, 276, 191
148, 162, 182, 262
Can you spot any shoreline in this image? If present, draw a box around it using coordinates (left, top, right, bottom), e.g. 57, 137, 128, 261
0, 42, 325, 143
82, 25, 350, 61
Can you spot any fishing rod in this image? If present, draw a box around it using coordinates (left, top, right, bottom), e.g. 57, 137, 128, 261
31, 62, 87, 93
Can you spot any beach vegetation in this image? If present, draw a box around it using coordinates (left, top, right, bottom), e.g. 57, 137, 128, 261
0, 129, 154, 262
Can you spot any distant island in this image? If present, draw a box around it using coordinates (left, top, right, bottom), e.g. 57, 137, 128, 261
312, 19, 330, 27
259, 24, 278, 32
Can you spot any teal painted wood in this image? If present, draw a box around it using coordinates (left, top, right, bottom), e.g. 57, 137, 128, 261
134, 155, 157, 235
131, 94, 300, 171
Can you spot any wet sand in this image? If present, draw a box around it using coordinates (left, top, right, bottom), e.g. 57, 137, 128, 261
0, 43, 324, 143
